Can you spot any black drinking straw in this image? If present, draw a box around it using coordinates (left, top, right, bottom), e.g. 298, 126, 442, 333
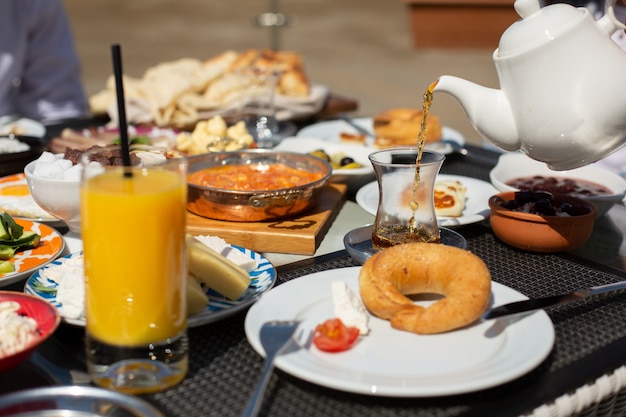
111, 44, 132, 175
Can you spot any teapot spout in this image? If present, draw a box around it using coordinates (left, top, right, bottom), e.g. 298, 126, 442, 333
433, 75, 519, 150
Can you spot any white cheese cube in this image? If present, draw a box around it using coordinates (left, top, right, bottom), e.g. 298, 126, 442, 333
331, 281, 370, 335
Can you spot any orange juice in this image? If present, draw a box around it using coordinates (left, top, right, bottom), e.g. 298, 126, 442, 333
81, 168, 187, 346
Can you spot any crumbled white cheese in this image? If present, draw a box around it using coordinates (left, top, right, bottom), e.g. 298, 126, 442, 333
331, 281, 370, 335
0, 301, 39, 358
193, 235, 258, 272
42, 255, 85, 320
55, 264, 85, 320
0, 137, 30, 154
135, 151, 167, 165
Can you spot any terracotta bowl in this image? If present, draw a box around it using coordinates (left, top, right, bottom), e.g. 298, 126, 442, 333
187, 149, 332, 222
0, 291, 61, 372
488, 191, 598, 253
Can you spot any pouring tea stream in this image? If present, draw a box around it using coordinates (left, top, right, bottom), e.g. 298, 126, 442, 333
432, 0, 626, 170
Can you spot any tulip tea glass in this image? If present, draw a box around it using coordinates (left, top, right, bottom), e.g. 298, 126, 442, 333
239, 67, 281, 148
369, 148, 445, 250
80, 146, 188, 394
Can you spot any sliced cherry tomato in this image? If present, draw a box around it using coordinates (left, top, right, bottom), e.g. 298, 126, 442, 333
313, 318, 360, 352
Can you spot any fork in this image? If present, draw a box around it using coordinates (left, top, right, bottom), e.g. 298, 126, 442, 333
240, 320, 301, 417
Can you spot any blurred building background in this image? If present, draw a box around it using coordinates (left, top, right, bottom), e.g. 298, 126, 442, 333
65, 1, 615, 146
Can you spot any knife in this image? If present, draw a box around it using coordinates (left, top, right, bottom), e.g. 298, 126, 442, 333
482, 280, 626, 320
339, 114, 375, 138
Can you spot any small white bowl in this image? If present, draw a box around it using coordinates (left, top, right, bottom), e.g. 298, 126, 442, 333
490, 152, 626, 216
274, 137, 375, 192
24, 160, 81, 233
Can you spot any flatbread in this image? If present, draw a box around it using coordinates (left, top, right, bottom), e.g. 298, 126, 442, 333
89, 49, 312, 128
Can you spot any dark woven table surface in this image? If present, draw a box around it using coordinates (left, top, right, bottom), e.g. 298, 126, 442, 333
3, 145, 626, 417
144, 147, 626, 417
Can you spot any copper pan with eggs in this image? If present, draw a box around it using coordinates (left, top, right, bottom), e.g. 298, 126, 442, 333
186, 149, 333, 222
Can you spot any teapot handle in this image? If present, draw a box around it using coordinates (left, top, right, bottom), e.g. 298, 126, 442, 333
599, 0, 626, 34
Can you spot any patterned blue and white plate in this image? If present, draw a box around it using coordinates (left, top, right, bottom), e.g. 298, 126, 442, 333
24, 247, 276, 327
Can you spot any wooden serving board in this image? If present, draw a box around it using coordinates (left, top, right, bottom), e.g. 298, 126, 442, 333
186, 183, 347, 255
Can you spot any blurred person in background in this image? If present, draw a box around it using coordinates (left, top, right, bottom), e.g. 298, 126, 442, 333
0, 0, 89, 123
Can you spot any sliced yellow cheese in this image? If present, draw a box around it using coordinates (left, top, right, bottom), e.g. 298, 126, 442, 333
187, 275, 209, 315
186, 235, 250, 300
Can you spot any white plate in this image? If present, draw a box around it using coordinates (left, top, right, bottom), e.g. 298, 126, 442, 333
0, 173, 63, 225
244, 267, 555, 397
25, 247, 276, 327
296, 117, 465, 154
273, 137, 375, 190
274, 137, 373, 176
490, 151, 626, 216
356, 174, 497, 227
0, 116, 46, 138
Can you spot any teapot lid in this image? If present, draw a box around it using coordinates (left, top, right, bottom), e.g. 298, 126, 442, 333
498, 0, 586, 56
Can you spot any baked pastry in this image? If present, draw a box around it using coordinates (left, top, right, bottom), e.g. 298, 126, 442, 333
339, 132, 367, 145
358, 242, 491, 334
400, 179, 467, 218
373, 108, 442, 148
434, 179, 467, 217
88, 49, 312, 128
229, 48, 310, 97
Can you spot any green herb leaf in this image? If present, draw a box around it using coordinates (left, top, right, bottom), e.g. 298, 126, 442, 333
30, 281, 57, 294
111, 136, 151, 145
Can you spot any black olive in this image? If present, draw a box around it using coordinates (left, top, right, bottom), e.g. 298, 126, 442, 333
504, 200, 519, 210
559, 202, 575, 215
515, 190, 534, 205
534, 198, 555, 216
532, 190, 554, 203
340, 156, 355, 166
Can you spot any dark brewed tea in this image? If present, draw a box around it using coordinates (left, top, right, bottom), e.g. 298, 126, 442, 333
372, 224, 441, 250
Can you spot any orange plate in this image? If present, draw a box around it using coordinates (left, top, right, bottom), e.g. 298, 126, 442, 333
0, 219, 65, 288
0, 173, 60, 224
0, 173, 24, 184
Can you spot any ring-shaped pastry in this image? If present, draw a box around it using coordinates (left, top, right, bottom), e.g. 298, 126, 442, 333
358, 242, 491, 334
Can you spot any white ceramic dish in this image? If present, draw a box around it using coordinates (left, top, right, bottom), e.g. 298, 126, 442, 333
24, 160, 81, 234
244, 267, 555, 397
490, 152, 626, 216
0, 173, 62, 225
296, 117, 465, 155
0, 116, 46, 138
356, 174, 497, 227
273, 137, 375, 191
25, 247, 276, 327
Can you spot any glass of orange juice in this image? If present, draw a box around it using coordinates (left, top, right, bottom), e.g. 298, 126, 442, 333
80, 145, 188, 394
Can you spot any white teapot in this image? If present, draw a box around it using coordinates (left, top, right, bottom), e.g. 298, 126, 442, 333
434, 0, 626, 170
